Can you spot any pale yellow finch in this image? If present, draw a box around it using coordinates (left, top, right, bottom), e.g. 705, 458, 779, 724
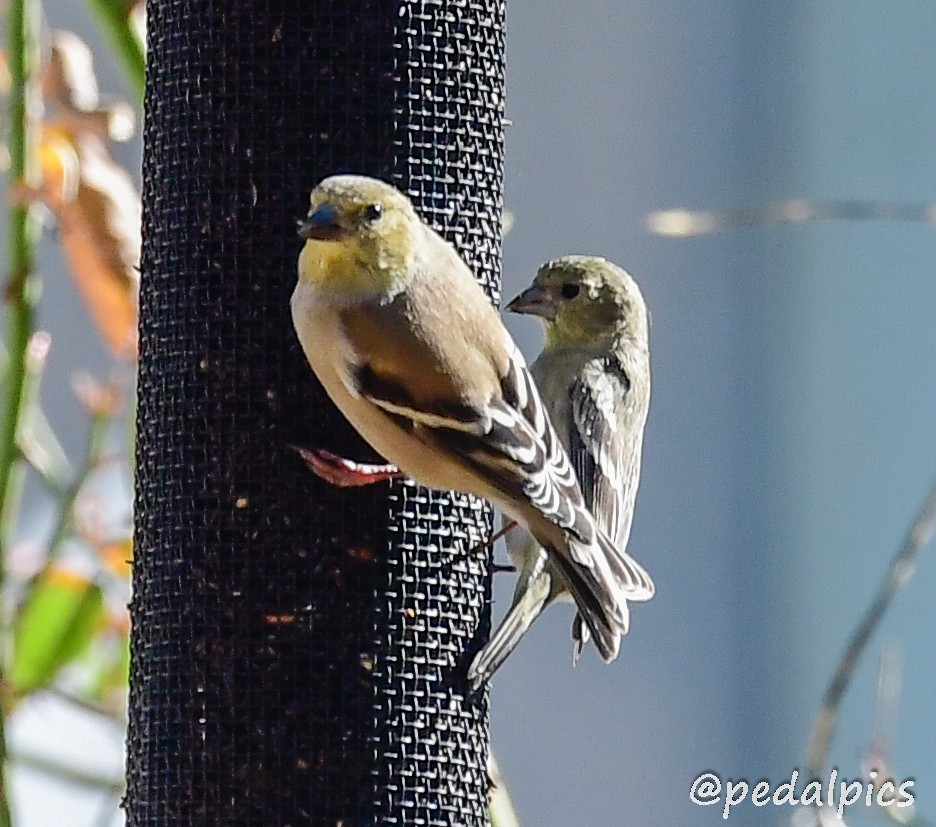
291, 176, 653, 683
468, 256, 654, 687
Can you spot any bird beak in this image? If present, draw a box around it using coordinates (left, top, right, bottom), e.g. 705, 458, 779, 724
298, 203, 347, 241
505, 285, 557, 320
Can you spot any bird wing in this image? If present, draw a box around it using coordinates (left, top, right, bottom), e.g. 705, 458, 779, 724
349, 312, 653, 654
569, 357, 636, 548
450, 342, 653, 650
567, 357, 654, 602
351, 328, 594, 547
569, 358, 632, 542
442, 340, 597, 546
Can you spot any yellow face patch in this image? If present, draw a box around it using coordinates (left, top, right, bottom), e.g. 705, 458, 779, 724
297, 238, 384, 295
298, 239, 346, 282
298, 233, 414, 298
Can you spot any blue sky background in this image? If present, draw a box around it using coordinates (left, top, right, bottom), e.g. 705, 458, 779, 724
497, 4, 936, 825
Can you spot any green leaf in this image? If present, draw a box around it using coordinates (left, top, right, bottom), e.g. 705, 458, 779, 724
10, 568, 105, 695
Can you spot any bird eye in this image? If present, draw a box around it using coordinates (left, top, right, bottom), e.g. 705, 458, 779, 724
560, 282, 580, 299
362, 203, 383, 222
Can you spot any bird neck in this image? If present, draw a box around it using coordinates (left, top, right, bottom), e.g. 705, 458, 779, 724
544, 318, 617, 350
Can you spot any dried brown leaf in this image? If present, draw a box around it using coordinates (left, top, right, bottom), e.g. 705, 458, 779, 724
38, 126, 140, 357
41, 31, 135, 143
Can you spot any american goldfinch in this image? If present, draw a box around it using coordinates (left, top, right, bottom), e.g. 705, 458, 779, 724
291, 175, 653, 683
468, 256, 653, 686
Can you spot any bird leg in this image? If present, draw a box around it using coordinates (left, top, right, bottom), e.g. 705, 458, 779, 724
293, 446, 402, 487
466, 519, 520, 572
488, 519, 519, 548
295, 446, 518, 569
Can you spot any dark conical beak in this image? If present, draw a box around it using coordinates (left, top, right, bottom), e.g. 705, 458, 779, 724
505, 285, 557, 321
298, 203, 346, 241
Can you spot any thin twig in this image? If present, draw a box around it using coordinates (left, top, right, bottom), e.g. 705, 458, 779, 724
647, 199, 936, 237
11, 750, 123, 794
805, 477, 936, 783
15, 335, 72, 494
85, 0, 146, 98
0, 0, 41, 821
0, 0, 40, 535
42, 686, 125, 725
864, 649, 930, 827
869, 646, 902, 765
488, 749, 521, 827
43, 409, 111, 567
18, 425, 71, 497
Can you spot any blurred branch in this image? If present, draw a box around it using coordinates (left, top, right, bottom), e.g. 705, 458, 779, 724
488, 750, 521, 827
864, 650, 930, 827
17, 406, 72, 497
647, 199, 936, 237
85, 0, 146, 98
0, 0, 42, 822
805, 477, 936, 783
11, 750, 123, 794
0, 339, 72, 495
1, 0, 40, 545
502, 210, 514, 238
43, 407, 111, 566
869, 647, 902, 771
15, 333, 72, 495
42, 686, 125, 726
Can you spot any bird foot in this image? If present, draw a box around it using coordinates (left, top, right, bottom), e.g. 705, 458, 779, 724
293, 446, 402, 487
467, 519, 519, 556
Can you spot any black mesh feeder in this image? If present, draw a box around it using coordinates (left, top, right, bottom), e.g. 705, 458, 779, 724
128, 1, 505, 824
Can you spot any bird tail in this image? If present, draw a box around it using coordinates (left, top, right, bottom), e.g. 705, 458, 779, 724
468, 520, 655, 684
553, 526, 655, 664
468, 550, 553, 689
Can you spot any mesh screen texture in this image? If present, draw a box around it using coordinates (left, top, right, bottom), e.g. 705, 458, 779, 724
129, 2, 505, 826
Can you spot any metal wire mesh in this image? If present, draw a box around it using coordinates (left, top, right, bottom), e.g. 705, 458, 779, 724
129, 1, 504, 825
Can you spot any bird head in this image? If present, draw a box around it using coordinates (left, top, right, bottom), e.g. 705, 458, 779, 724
506, 255, 648, 348
297, 175, 421, 295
